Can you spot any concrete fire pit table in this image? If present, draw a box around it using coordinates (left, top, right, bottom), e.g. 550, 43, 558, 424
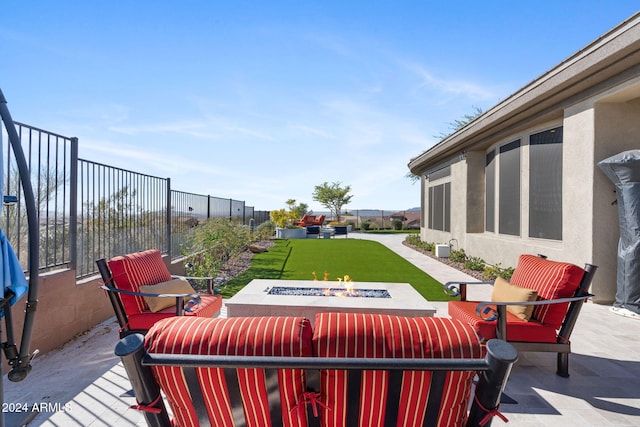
226, 279, 437, 325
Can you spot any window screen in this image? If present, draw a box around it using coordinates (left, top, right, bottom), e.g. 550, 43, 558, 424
499, 140, 521, 236
427, 182, 450, 232
428, 186, 433, 229
529, 127, 563, 239
433, 184, 444, 230
485, 150, 496, 232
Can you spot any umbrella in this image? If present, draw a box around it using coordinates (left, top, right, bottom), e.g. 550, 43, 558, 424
0, 228, 27, 308
0, 88, 40, 427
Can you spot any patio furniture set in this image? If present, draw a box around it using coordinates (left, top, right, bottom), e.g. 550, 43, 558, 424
295, 215, 349, 238
97, 248, 597, 426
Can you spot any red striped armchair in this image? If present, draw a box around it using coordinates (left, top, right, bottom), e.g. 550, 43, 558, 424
446, 254, 597, 377
97, 249, 223, 338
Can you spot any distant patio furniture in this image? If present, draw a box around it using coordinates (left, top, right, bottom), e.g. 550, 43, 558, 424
313, 214, 326, 225
333, 225, 348, 238
296, 214, 316, 226
306, 225, 320, 237
116, 313, 517, 427
445, 254, 597, 377
96, 249, 223, 338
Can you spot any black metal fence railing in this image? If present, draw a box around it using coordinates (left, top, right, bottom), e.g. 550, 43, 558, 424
76, 159, 170, 277
1, 120, 270, 278
2, 123, 75, 272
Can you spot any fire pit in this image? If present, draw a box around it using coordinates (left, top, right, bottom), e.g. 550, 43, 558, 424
226, 279, 436, 325
267, 286, 391, 298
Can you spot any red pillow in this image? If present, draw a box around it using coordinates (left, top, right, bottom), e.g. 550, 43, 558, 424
145, 316, 313, 427
510, 255, 585, 328
313, 313, 481, 427
107, 249, 172, 315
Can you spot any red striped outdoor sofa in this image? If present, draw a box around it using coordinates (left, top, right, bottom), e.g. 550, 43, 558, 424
446, 254, 597, 377
116, 312, 518, 427
97, 249, 223, 338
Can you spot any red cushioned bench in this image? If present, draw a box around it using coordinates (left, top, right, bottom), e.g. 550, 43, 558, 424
446, 254, 597, 377
116, 313, 518, 427
96, 249, 223, 338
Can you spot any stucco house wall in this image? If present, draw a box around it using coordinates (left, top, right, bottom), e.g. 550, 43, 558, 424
408, 12, 640, 304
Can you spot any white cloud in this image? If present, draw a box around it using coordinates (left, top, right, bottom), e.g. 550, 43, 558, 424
401, 61, 499, 101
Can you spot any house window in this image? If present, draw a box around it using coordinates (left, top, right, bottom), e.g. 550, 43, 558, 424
427, 166, 451, 232
498, 140, 521, 236
485, 150, 496, 232
429, 182, 451, 232
529, 127, 563, 239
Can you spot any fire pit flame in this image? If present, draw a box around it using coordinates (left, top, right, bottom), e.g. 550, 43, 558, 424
267, 286, 391, 298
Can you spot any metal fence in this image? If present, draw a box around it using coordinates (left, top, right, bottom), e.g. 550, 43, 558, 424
1, 122, 75, 272
76, 159, 169, 277
1, 120, 270, 278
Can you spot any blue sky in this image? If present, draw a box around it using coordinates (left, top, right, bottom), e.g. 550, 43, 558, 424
2, 2, 638, 212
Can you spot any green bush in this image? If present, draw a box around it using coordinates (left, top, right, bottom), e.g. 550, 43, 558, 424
405, 234, 420, 245
464, 256, 486, 271
482, 263, 515, 280
405, 235, 435, 253
391, 219, 403, 230
182, 218, 253, 279
448, 248, 467, 263
256, 220, 275, 239
361, 221, 371, 231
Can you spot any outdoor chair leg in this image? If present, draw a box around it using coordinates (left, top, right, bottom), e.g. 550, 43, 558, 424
557, 353, 569, 378
116, 334, 171, 426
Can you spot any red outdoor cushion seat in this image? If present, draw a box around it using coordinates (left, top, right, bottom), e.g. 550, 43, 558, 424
448, 300, 558, 342
126, 294, 222, 330
144, 316, 313, 427
312, 312, 482, 427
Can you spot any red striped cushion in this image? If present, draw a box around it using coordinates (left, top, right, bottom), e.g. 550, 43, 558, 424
127, 294, 223, 330
145, 316, 313, 427
448, 301, 559, 343
510, 255, 585, 328
108, 250, 172, 315
312, 313, 482, 427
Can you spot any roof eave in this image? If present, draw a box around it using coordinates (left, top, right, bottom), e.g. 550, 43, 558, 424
408, 11, 640, 175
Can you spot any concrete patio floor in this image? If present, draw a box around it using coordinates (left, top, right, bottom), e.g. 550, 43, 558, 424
4, 233, 640, 426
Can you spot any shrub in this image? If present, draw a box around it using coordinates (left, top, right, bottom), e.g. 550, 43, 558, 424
405, 234, 420, 245
448, 248, 467, 263
464, 256, 486, 271
392, 219, 403, 230
256, 220, 275, 239
361, 221, 371, 230
182, 218, 253, 278
405, 235, 435, 252
482, 263, 515, 280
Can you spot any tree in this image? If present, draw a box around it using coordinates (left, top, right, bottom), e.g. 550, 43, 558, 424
434, 106, 484, 140
285, 199, 309, 219
406, 106, 484, 184
312, 182, 352, 223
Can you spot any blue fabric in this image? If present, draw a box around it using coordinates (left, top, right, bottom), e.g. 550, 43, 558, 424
0, 227, 28, 308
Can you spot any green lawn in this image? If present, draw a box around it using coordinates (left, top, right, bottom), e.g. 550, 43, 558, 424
223, 239, 452, 301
